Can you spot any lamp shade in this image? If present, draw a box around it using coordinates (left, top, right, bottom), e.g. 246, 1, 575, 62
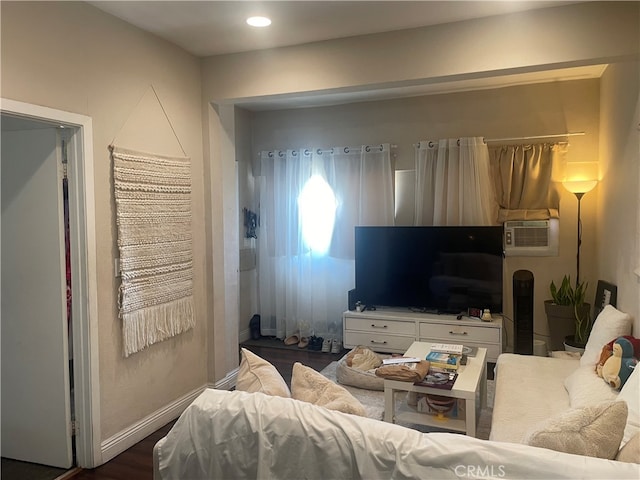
563, 180, 598, 194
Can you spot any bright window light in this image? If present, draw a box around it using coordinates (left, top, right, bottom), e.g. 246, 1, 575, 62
298, 175, 337, 256
246, 16, 271, 27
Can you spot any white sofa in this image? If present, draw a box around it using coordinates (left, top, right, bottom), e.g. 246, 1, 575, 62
489, 306, 640, 468
153, 386, 639, 479
153, 307, 639, 479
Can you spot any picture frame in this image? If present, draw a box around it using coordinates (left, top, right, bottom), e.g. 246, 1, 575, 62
593, 280, 617, 320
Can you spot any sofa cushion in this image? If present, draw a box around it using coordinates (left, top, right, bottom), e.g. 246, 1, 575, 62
236, 348, 291, 398
564, 365, 618, 408
581, 305, 632, 368
490, 354, 579, 443
617, 363, 640, 446
616, 432, 640, 464
291, 362, 367, 417
523, 401, 628, 459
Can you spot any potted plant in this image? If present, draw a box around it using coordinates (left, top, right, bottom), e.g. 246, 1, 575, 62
544, 275, 591, 352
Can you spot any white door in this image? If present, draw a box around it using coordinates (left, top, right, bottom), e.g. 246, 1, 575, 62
1, 126, 73, 468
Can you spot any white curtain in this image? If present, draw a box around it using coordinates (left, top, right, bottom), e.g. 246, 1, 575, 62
414, 137, 496, 225
257, 145, 394, 340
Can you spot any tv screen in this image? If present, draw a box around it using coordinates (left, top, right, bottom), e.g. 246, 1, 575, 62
354, 226, 504, 314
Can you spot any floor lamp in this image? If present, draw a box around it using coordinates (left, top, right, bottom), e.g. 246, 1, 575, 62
563, 180, 598, 287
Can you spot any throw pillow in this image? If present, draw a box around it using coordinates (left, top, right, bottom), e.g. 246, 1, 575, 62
291, 362, 367, 417
564, 365, 618, 409
236, 348, 291, 398
523, 401, 628, 459
581, 305, 632, 368
616, 431, 640, 464
617, 362, 640, 446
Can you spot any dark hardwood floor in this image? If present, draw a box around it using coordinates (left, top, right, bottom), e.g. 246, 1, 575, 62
70, 342, 341, 480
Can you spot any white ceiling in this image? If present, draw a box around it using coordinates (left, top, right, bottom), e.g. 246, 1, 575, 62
89, 1, 579, 57
86, 1, 603, 110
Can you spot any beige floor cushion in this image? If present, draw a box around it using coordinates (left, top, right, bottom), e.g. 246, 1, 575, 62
336, 349, 389, 391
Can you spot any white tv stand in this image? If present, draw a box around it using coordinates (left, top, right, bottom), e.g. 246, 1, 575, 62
342, 308, 503, 363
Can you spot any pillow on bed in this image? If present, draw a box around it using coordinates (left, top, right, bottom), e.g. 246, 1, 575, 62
581, 305, 632, 367
236, 348, 291, 398
291, 362, 367, 417
523, 401, 628, 459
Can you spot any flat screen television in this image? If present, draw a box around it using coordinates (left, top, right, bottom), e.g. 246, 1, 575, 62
354, 226, 504, 314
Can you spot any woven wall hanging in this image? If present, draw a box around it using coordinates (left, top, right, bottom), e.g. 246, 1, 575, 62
111, 145, 194, 356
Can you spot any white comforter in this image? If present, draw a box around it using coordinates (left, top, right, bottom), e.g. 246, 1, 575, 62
154, 389, 639, 480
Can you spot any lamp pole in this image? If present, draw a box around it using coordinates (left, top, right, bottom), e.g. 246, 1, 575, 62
574, 192, 585, 289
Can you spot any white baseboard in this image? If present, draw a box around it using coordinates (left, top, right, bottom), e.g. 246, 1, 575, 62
212, 367, 239, 390
100, 385, 205, 464
100, 367, 240, 465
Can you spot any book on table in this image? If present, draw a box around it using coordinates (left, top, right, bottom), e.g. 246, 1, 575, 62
425, 351, 461, 371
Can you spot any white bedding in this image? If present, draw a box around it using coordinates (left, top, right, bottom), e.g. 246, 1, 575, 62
154, 388, 639, 479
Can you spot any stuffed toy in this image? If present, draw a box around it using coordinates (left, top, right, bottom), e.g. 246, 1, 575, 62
601, 336, 638, 390
595, 335, 640, 376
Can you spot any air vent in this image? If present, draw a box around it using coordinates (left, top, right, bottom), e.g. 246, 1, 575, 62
504, 219, 559, 256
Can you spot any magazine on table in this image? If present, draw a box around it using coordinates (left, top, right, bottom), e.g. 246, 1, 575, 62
415, 371, 458, 390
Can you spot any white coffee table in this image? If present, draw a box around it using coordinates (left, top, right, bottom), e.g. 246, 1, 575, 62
383, 341, 487, 437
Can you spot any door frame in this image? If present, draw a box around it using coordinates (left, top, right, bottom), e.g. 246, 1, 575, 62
1, 98, 101, 467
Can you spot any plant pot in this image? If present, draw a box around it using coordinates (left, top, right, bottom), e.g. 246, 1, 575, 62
563, 334, 586, 353
544, 301, 591, 351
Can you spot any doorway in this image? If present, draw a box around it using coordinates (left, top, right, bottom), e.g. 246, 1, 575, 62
0, 99, 100, 469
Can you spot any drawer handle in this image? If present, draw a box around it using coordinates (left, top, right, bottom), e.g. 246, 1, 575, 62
370, 340, 388, 344
371, 324, 388, 328
449, 331, 468, 335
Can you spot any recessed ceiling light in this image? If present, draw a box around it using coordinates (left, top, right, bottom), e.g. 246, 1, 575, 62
246, 16, 271, 27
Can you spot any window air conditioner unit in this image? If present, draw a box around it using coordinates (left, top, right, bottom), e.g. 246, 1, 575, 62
504, 219, 559, 257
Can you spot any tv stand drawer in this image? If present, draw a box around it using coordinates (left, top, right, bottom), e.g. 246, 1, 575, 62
344, 316, 416, 335
419, 322, 500, 343
343, 331, 414, 353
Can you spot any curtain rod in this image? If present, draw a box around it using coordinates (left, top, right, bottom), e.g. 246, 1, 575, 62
259, 144, 397, 157
484, 132, 585, 143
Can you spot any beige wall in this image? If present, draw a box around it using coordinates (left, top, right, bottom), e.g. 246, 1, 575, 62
244, 79, 601, 351
202, 2, 639, 103
200, 1, 638, 354
1, 0, 207, 445
598, 60, 640, 334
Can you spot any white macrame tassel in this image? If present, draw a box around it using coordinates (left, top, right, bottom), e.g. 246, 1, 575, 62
122, 296, 194, 357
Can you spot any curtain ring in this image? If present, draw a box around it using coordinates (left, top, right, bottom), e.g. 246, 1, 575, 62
292, 150, 297, 156
379, 144, 384, 152
365, 145, 371, 152
330, 147, 335, 154
278, 151, 285, 157
304, 148, 311, 156
457, 139, 461, 146
268, 151, 273, 158
344, 147, 349, 154
428, 141, 435, 148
